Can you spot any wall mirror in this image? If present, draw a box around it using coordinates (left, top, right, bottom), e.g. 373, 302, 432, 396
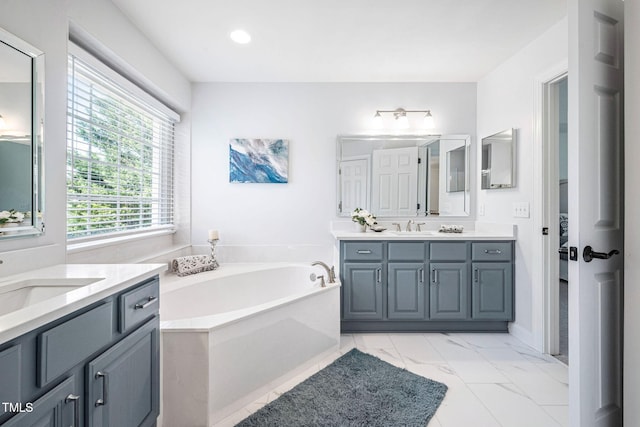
337, 134, 470, 217
0, 27, 45, 239
481, 128, 515, 189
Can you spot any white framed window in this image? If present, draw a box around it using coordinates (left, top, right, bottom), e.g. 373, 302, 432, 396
66, 44, 179, 242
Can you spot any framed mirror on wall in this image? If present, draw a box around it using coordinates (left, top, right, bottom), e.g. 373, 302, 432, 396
337, 134, 471, 218
481, 128, 516, 189
0, 27, 45, 239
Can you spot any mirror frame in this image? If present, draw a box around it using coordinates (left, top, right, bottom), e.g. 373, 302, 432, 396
336, 134, 471, 218
0, 27, 45, 239
481, 128, 516, 190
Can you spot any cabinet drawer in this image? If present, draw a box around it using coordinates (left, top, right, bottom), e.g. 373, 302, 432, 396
0, 345, 21, 416
119, 277, 160, 333
472, 242, 512, 261
388, 242, 427, 261
430, 242, 467, 261
343, 242, 384, 261
38, 302, 113, 386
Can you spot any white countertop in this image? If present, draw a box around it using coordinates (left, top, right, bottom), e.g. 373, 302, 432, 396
331, 230, 515, 241
331, 221, 516, 241
0, 263, 166, 345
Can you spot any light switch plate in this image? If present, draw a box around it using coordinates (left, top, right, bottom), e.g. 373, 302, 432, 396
512, 202, 530, 218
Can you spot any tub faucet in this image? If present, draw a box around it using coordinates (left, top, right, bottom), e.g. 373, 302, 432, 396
311, 261, 336, 283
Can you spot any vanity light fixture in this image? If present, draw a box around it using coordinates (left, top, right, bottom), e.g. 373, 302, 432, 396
372, 108, 435, 129
230, 29, 251, 44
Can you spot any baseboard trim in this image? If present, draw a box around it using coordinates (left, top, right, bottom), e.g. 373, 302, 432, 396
509, 322, 537, 350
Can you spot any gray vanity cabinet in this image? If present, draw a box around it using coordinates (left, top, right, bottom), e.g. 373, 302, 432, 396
0, 275, 160, 427
87, 318, 159, 427
471, 242, 514, 321
386, 241, 427, 320
428, 242, 469, 320
2, 377, 78, 427
472, 263, 514, 320
342, 263, 384, 320
342, 242, 385, 320
429, 262, 469, 320
340, 239, 514, 332
388, 263, 425, 319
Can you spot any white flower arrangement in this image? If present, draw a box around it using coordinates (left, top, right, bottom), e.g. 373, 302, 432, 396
351, 208, 377, 227
0, 209, 26, 224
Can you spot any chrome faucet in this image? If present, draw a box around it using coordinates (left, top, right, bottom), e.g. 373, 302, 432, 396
406, 220, 414, 232
415, 222, 426, 231
311, 261, 336, 283
392, 223, 401, 231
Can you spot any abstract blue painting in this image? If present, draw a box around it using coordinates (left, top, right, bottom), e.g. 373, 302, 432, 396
229, 139, 289, 183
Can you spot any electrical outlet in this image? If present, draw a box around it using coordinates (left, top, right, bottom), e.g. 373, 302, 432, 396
479, 203, 485, 216
512, 202, 530, 218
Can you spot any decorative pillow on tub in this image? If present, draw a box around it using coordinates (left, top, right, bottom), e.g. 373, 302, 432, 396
171, 255, 218, 276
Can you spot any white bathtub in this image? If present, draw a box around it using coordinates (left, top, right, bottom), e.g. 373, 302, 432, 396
159, 263, 341, 426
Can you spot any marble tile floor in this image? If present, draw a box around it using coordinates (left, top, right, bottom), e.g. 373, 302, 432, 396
218, 333, 569, 427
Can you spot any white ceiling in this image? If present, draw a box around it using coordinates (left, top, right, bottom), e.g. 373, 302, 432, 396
111, 0, 567, 83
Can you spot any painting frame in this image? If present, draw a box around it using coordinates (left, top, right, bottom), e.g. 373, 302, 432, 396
229, 138, 289, 184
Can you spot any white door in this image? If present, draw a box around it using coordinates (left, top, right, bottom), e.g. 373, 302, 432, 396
371, 147, 418, 217
568, 0, 624, 425
340, 158, 369, 214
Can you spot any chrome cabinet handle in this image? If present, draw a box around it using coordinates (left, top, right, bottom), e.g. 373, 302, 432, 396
376, 268, 382, 283
431, 269, 438, 284
134, 296, 158, 309
474, 268, 479, 282
95, 371, 109, 407
484, 249, 502, 255
65, 394, 80, 427
419, 268, 424, 283
356, 249, 372, 254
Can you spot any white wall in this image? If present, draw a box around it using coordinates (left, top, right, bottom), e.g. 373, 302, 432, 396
191, 83, 476, 262
477, 17, 568, 346
0, 0, 191, 276
624, 0, 640, 424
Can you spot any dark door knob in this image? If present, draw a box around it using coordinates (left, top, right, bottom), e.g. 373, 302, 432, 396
582, 245, 620, 262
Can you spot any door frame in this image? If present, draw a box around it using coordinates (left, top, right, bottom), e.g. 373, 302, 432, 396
532, 61, 568, 354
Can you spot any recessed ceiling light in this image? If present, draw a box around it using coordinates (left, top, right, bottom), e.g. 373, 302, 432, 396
230, 29, 251, 44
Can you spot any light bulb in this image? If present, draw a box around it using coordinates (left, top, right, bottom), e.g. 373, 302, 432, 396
423, 111, 434, 129
396, 113, 409, 129
230, 29, 251, 44
372, 111, 383, 128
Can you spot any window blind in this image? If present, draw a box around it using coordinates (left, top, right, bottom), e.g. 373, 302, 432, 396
67, 53, 176, 240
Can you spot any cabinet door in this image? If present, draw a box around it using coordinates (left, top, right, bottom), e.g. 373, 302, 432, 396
2, 376, 79, 427
429, 262, 469, 320
342, 263, 383, 320
472, 263, 513, 320
87, 317, 159, 427
388, 263, 425, 320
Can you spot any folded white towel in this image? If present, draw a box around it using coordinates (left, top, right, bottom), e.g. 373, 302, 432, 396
439, 224, 464, 233
171, 255, 218, 277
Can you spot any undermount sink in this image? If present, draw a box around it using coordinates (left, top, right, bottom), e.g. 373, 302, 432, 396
0, 278, 103, 317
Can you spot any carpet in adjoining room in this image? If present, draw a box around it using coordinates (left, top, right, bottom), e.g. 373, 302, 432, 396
235, 348, 448, 427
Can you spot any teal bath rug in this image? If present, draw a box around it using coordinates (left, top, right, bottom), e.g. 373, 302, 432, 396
235, 348, 448, 427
